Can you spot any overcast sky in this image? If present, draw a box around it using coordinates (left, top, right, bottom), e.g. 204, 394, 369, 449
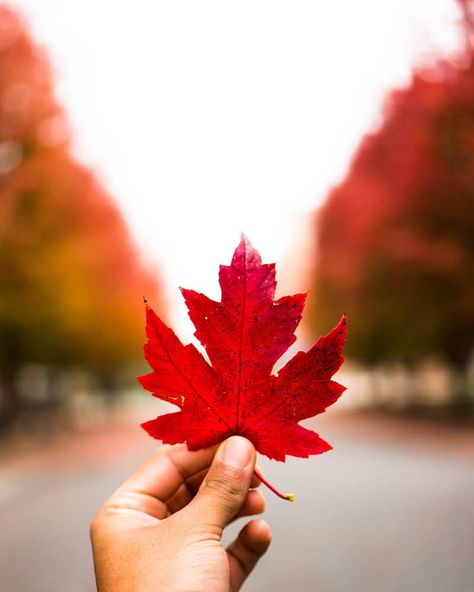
6, 0, 461, 336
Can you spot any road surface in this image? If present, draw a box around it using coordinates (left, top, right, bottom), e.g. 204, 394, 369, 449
1, 410, 473, 592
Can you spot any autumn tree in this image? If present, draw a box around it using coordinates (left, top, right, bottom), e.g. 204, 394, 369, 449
0, 6, 162, 428
311, 1, 474, 396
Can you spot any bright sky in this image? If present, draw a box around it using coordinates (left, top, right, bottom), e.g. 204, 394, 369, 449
6, 0, 461, 336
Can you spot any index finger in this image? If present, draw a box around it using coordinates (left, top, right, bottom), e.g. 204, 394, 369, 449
119, 442, 219, 504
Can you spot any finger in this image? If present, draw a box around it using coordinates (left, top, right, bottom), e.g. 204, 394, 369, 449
227, 519, 272, 591
151, 454, 262, 516
164, 482, 194, 515
102, 443, 218, 521
187, 465, 262, 494
253, 464, 263, 488
166, 462, 262, 514
186, 436, 255, 534
167, 480, 265, 520
124, 443, 217, 497
231, 488, 266, 523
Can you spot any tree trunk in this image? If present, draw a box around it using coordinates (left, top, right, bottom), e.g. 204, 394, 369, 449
0, 367, 21, 431
449, 363, 474, 420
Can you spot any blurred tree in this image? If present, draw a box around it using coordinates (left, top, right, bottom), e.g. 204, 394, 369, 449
311, 0, 474, 400
0, 7, 162, 428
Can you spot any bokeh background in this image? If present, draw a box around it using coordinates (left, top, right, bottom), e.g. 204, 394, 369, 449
0, 1, 473, 591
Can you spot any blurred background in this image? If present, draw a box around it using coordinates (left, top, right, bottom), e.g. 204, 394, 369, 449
0, 1, 473, 591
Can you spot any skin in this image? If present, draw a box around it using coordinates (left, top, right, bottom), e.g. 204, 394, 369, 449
90, 436, 271, 592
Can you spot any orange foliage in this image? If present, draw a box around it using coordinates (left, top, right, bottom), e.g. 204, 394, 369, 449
0, 6, 162, 378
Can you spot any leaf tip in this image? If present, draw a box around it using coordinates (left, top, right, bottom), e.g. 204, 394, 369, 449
336, 314, 348, 336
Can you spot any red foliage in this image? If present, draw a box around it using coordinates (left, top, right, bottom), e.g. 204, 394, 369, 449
139, 237, 346, 461
312, 11, 474, 368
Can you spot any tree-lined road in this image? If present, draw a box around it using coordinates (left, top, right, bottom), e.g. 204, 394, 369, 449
1, 410, 473, 592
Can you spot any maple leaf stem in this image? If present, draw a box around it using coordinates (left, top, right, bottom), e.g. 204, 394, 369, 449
253, 465, 295, 502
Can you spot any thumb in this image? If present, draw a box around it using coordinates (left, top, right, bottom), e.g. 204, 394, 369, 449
186, 436, 256, 534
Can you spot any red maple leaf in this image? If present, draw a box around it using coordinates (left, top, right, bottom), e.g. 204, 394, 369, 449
138, 236, 346, 497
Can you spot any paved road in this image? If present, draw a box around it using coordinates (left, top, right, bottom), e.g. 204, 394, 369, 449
0, 411, 473, 592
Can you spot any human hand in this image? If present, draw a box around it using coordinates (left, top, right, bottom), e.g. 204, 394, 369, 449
90, 436, 271, 591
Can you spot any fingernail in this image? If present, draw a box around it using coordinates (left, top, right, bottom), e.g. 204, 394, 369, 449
220, 436, 253, 468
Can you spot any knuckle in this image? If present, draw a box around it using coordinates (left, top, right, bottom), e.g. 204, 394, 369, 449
89, 506, 108, 541
204, 466, 245, 501
89, 514, 102, 540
